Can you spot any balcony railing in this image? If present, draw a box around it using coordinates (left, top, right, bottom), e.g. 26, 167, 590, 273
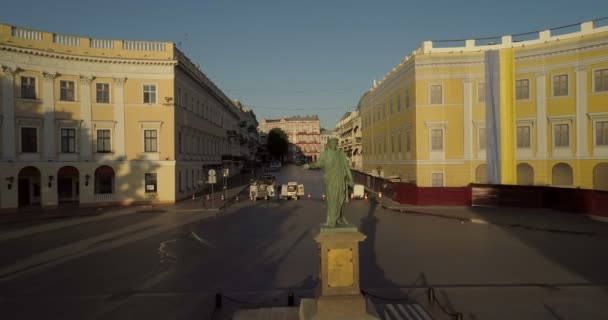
94, 193, 114, 202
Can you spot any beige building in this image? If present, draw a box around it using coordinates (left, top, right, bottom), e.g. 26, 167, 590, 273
320, 129, 337, 151
0, 24, 256, 210
335, 111, 362, 169
258, 116, 321, 161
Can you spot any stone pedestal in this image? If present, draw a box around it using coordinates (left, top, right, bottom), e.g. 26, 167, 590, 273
299, 225, 379, 319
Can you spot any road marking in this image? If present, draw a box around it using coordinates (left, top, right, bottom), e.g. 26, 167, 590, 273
0, 212, 214, 283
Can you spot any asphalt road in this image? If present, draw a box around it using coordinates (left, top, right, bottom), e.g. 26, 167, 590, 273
1, 164, 608, 320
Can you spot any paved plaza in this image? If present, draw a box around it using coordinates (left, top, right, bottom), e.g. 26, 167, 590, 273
1, 165, 607, 319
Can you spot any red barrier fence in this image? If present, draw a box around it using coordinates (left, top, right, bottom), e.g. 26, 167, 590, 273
352, 170, 608, 217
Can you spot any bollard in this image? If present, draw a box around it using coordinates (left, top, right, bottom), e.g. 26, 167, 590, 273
351, 193, 354, 199
322, 192, 326, 200
427, 288, 436, 304
364, 193, 368, 200
206, 195, 210, 201
221, 195, 225, 201
215, 293, 222, 309
192, 194, 196, 200
235, 195, 239, 201
307, 193, 311, 200
378, 191, 382, 198
287, 292, 294, 306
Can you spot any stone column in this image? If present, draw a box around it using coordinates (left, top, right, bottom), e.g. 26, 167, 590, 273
113, 78, 126, 157
536, 72, 547, 159
42, 72, 58, 159
575, 66, 588, 157
79, 75, 94, 159
1, 66, 17, 159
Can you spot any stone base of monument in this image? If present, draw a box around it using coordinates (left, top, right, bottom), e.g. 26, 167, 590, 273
232, 226, 379, 320
298, 225, 379, 320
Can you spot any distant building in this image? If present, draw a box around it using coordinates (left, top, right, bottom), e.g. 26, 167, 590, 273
335, 111, 362, 169
258, 116, 321, 162
320, 129, 337, 151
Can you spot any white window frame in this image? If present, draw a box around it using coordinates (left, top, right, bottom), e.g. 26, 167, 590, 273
429, 84, 443, 105
95, 82, 111, 104
426, 121, 447, 160
96, 129, 112, 153
515, 78, 530, 100
92, 121, 116, 160
139, 121, 162, 160
19, 126, 39, 154
431, 172, 445, 187
59, 127, 77, 153
19, 76, 37, 99
551, 74, 569, 97
548, 115, 574, 158
589, 112, 608, 157
143, 83, 157, 104
144, 173, 158, 194
516, 118, 535, 159
59, 80, 76, 102
592, 68, 608, 93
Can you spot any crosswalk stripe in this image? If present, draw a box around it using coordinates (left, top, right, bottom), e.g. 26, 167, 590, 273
413, 304, 433, 320
398, 304, 422, 320
386, 304, 405, 320
381, 303, 433, 320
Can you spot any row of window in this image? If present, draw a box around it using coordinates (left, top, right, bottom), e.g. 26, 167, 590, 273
19, 126, 237, 156
19, 127, 159, 153
363, 69, 608, 127
17, 76, 157, 103
363, 121, 608, 155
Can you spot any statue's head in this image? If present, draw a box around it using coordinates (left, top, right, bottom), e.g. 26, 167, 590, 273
327, 138, 338, 150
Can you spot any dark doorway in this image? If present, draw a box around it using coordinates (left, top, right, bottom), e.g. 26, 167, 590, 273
57, 166, 79, 204
18, 166, 41, 207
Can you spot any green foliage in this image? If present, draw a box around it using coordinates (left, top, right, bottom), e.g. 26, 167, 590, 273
267, 128, 289, 160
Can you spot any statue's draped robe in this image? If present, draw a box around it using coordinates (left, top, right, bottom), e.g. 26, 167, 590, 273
312, 149, 354, 226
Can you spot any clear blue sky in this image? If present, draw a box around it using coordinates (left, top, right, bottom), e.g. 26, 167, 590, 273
2, 0, 607, 129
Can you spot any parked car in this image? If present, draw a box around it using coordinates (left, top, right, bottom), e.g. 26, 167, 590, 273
268, 161, 282, 172
351, 184, 365, 199
249, 179, 276, 200
281, 182, 305, 200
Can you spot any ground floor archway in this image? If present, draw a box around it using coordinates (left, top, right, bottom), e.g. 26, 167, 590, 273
517, 163, 534, 185
552, 163, 573, 186
593, 163, 608, 191
94, 165, 115, 201
58, 166, 79, 204
475, 164, 488, 184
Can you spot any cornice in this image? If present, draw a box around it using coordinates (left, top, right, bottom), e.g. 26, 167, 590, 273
515, 38, 608, 61
0, 44, 177, 66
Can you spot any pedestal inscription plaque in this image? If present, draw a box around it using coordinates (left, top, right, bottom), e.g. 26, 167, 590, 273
327, 248, 353, 288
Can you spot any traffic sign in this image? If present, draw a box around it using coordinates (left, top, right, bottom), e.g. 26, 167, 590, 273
222, 168, 229, 177
208, 169, 216, 177
208, 176, 217, 184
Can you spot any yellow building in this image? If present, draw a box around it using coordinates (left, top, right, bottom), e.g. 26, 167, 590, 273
0, 24, 256, 210
360, 19, 608, 190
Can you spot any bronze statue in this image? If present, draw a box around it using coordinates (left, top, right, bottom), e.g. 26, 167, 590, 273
304, 138, 354, 227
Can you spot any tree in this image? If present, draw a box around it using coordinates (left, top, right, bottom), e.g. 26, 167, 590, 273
267, 128, 288, 161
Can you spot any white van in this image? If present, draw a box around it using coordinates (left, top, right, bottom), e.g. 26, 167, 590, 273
351, 184, 365, 199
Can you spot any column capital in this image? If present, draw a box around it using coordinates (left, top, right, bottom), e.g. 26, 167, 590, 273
576, 65, 589, 72
43, 72, 59, 81
1, 65, 20, 78
80, 75, 95, 85
113, 77, 126, 87
535, 71, 547, 78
